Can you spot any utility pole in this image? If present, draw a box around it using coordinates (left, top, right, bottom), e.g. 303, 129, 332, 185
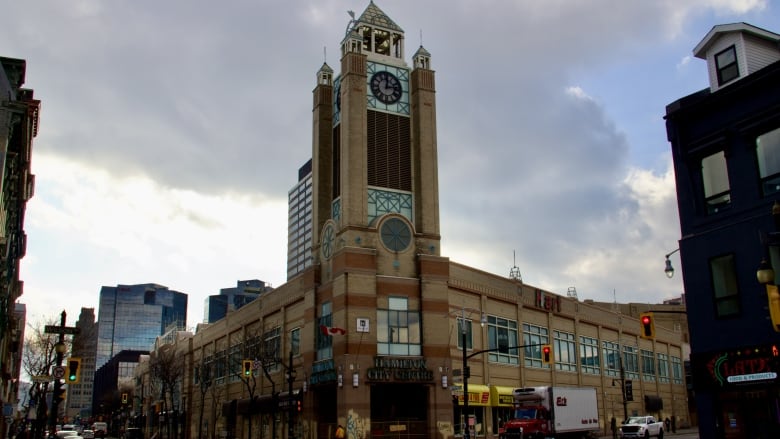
287, 349, 295, 439
44, 311, 80, 433
49, 311, 66, 430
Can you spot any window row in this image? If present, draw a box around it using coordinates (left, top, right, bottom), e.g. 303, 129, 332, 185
701, 125, 780, 214
460, 320, 683, 384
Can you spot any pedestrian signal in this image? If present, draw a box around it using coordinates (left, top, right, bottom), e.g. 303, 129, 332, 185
122, 393, 128, 404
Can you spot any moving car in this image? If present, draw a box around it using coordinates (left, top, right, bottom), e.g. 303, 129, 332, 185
124, 428, 143, 439
55, 431, 79, 439
91, 422, 108, 439
82, 430, 95, 439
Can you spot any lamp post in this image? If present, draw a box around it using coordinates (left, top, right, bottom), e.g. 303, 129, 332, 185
664, 248, 680, 278
455, 307, 486, 439
49, 311, 68, 431
286, 349, 296, 439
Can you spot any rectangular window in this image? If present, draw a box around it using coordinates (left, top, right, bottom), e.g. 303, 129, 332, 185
757, 127, 780, 196
456, 317, 474, 350
702, 151, 731, 214
657, 353, 670, 384
641, 349, 656, 382
229, 344, 242, 382
523, 323, 549, 368
580, 336, 601, 375
711, 254, 740, 317
623, 345, 639, 380
488, 316, 519, 365
377, 297, 421, 356
603, 341, 620, 377
263, 327, 281, 372
671, 356, 683, 384
291, 327, 301, 356
715, 45, 739, 85
553, 331, 577, 372
316, 302, 333, 361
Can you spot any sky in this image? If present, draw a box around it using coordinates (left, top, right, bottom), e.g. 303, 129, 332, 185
2, 0, 779, 331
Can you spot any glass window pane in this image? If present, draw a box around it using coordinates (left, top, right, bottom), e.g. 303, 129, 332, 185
757, 127, 780, 195
702, 151, 730, 212
711, 254, 740, 317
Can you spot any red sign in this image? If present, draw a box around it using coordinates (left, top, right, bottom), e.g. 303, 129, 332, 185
535, 290, 561, 313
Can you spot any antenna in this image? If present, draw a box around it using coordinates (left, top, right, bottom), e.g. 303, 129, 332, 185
509, 251, 522, 282
323, 46, 327, 63
567, 287, 578, 299
420, 29, 423, 47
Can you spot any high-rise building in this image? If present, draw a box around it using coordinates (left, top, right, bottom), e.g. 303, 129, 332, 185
96, 283, 187, 370
65, 307, 98, 421
287, 159, 313, 279
203, 279, 272, 323
665, 22, 780, 438
0, 56, 38, 439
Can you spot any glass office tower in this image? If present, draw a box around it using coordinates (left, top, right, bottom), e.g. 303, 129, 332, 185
96, 283, 187, 369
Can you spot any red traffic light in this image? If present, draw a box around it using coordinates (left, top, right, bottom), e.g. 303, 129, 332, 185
641, 315, 651, 325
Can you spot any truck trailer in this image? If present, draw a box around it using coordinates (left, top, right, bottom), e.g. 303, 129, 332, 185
499, 386, 600, 439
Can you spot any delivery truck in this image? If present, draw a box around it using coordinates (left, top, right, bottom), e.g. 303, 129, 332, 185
499, 386, 600, 439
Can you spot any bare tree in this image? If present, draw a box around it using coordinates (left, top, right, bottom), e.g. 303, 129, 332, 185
21, 315, 70, 438
149, 345, 184, 439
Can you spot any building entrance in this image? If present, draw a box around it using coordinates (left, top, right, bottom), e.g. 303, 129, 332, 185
370, 384, 428, 438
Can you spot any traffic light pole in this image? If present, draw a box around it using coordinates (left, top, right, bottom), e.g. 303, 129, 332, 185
49, 310, 67, 431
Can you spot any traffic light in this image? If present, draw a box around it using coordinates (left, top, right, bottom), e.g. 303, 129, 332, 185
121, 393, 128, 404
624, 380, 634, 401
66, 357, 81, 384
242, 360, 253, 377
53, 387, 66, 402
541, 344, 553, 365
766, 284, 780, 332
639, 312, 656, 339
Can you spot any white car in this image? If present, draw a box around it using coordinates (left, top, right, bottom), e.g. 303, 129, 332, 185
55, 431, 79, 439
82, 430, 95, 439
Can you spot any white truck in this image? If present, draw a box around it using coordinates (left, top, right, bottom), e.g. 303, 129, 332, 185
499, 386, 600, 439
618, 416, 664, 438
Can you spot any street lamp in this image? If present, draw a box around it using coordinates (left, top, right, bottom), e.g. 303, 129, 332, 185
455, 307, 486, 439
664, 248, 680, 278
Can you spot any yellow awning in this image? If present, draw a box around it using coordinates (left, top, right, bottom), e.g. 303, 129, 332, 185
490, 386, 515, 407
452, 384, 491, 406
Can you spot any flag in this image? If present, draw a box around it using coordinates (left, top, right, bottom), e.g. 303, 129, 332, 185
320, 325, 346, 336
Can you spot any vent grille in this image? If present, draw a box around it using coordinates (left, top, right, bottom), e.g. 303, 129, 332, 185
332, 125, 340, 199
367, 111, 411, 191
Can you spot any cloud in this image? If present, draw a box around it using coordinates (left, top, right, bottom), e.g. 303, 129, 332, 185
22, 154, 288, 326
4, 0, 777, 328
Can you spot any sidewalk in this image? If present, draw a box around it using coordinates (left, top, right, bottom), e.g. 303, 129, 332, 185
598, 427, 699, 438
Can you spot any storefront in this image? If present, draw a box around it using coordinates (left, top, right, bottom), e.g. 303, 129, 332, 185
453, 384, 490, 436
691, 343, 780, 438
490, 386, 515, 434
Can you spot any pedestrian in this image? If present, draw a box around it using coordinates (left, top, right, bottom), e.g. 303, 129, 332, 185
610, 417, 617, 439
665, 417, 671, 432
335, 424, 345, 439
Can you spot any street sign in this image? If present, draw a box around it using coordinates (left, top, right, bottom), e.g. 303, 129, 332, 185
32, 375, 52, 383
52, 366, 65, 379
44, 325, 80, 335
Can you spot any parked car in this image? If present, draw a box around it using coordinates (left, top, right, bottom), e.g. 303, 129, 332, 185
81, 430, 95, 439
91, 423, 107, 439
55, 431, 79, 439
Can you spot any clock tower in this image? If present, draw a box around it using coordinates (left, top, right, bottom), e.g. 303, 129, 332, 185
312, 1, 440, 272
308, 1, 451, 434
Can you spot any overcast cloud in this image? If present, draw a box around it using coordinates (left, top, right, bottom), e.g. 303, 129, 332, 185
2, 0, 777, 328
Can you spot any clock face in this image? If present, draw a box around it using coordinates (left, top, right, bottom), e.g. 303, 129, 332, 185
370, 71, 403, 105
321, 223, 335, 260
380, 217, 412, 252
